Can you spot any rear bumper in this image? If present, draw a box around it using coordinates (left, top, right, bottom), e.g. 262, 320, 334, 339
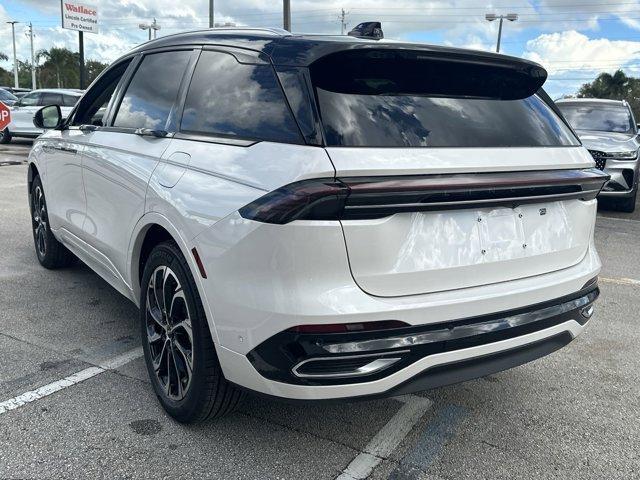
218, 286, 598, 400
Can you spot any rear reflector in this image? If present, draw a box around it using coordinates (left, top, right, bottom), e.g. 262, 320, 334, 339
287, 320, 408, 334
239, 168, 610, 224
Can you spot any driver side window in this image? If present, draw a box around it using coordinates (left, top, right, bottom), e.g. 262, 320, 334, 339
73, 59, 132, 127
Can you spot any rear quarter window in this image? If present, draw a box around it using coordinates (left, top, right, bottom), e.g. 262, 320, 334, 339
180, 50, 302, 144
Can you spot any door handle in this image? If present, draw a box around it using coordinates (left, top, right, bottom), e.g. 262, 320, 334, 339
134, 127, 170, 138
79, 124, 99, 133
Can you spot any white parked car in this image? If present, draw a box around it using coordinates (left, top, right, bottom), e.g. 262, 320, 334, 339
0, 88, 81, 143
28, 28, 607, 423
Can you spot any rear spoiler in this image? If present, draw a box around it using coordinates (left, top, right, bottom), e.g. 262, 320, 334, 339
272, 41, 547, 100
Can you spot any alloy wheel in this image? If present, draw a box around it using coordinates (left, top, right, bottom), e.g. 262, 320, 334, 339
32, 185, 47, 257
146, 265, 194, 401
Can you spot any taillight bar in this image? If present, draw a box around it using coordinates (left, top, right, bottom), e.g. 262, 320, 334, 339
239, 168, 609, 224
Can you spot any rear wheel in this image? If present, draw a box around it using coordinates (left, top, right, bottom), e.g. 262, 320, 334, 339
140, 241, 244, 423
30, 175, 75, 268
0, 128, 11, 144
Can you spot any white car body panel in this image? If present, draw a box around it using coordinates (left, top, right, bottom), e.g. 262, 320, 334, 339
194, 211, 600, 356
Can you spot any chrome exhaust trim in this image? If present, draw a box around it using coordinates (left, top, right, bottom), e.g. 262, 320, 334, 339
292, 350, 408, 379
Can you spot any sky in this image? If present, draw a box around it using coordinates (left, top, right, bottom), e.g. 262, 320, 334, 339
2, 0, 640, 98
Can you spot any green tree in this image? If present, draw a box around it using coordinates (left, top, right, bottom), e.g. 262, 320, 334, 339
578, 69, 640, 120
0, 52, 13, 86
36, 47, 79, 88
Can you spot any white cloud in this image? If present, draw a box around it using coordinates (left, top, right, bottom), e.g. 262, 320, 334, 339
523, 30, 640, 75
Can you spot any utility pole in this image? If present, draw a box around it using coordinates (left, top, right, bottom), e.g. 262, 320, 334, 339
26, 22, 36, 89
485, 13, 518, 53
339, 9, 348, 35
7, 21, 19, 88
283, 0, 291, 31
209, 0, 214, 28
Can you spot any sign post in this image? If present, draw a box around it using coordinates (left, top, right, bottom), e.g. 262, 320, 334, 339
60, 1, 98, 89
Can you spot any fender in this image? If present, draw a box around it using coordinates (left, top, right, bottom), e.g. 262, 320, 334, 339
127, 211, 221, 345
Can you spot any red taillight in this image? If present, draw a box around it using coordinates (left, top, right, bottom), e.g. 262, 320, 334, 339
239, 169, 608, 224
287, 320, 408, 334
239, 178, 347, 224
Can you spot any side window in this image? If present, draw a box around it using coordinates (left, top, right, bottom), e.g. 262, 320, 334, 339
113, 51, 191, 130
40, 92, 63, 106
181, 51, 302, 143
19, 92, 40, 106
73, 60, 131, 126
62, 94, 79, 107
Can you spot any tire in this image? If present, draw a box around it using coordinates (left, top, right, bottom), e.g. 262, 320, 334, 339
617, 188, 637, 213
140, 241, 244, 423
30, 175, 75, 268
0, 128, 11, 144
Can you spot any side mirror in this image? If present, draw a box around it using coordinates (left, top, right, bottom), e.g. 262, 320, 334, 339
34, 105, 63, 129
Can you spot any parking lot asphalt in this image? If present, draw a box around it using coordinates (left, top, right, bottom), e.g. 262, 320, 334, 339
1, 142, 639, 479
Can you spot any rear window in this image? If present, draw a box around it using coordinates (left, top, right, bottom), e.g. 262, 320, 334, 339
62, 94, 79, 107
311, 50, 578, 148
557, 104, 634, 134
316, 92, 578, 147
40, 92, 63, 106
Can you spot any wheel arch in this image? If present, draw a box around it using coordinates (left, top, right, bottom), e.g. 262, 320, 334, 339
128, 212, 220, 344
27, 161, 40, 196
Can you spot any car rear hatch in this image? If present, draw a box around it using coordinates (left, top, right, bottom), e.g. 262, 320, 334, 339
309, 47, 608, 297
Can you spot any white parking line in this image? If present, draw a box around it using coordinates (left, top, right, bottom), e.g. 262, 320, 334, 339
601, 276, 640, 286
0, 347, 143, 416
336, 395, 433, 480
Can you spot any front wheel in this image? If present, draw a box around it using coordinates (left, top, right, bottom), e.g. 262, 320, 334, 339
0, 128, 11, 144
29, 175, 75, 268
140, 241, 244, 423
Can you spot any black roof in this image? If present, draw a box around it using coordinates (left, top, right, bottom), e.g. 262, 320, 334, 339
128, 27, 546, 77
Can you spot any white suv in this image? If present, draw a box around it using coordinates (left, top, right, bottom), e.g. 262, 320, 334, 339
28, 28, 607, 423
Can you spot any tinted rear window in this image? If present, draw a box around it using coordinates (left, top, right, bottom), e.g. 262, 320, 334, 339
62, 94, 79, 107
40, 92, 63, 106
181, 51, 302, 143
557, 104, 634, 134
310, 50, 576, 148
316, 91, 579, 147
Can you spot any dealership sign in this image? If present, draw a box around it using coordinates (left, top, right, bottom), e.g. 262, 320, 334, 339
60, 1, 98, 34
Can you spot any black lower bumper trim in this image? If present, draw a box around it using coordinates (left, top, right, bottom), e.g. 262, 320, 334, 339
389, 331, 572, 396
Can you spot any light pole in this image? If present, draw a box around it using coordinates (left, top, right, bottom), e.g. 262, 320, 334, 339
209, 0, 214, 28
26, 22, 36, 89
485, 13, 518, 53
139, 18, 161, 41
7, 21, 19, 88
283, 0, 291, 31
